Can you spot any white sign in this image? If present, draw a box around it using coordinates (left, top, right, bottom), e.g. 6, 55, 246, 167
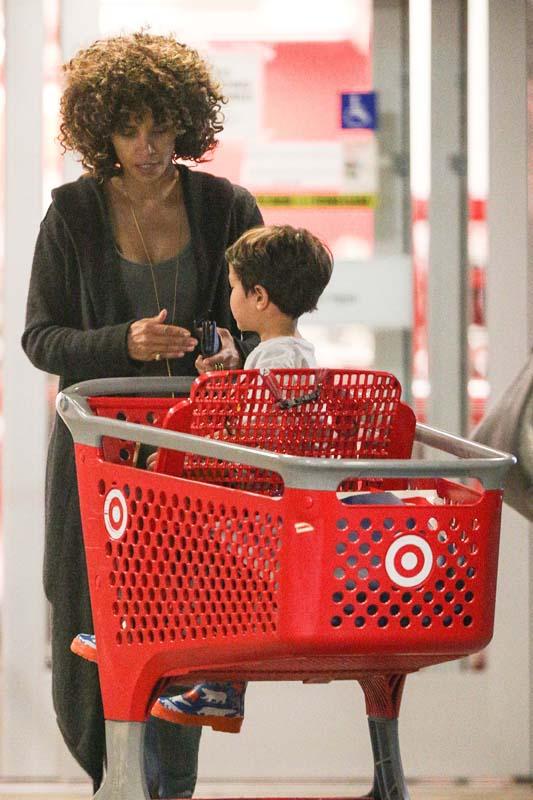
207, 46, 266, 140
241, 139, 376, 194
342, 139, 377, 194
305, 255, 412, 329
242, 141, 342, 190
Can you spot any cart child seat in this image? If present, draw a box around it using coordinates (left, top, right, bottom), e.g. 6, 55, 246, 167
154, 368, 416, 494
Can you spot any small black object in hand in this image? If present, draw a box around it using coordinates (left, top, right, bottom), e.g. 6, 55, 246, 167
194, 319, 221, 357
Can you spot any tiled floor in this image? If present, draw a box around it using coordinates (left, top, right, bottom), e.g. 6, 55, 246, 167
0, 782, 531, 800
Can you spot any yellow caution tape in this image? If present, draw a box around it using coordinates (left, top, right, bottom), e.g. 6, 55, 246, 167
256, 194, 376, 208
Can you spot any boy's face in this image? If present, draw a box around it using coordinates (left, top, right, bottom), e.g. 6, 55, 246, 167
228, 263, 259, 333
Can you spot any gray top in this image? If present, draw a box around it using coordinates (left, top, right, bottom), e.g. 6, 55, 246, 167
118, 241, 197, 376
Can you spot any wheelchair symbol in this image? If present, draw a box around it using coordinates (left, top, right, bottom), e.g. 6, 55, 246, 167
343, 95, 372, 128
341, 92, 377, 129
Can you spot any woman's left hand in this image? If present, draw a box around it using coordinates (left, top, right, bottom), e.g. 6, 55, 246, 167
195, 327, 242, 374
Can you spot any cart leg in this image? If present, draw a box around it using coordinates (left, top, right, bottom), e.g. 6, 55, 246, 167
93, 720, 150, 800
358, 674, 410, 800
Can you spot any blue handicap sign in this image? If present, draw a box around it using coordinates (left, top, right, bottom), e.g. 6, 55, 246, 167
341, 92, 378, 130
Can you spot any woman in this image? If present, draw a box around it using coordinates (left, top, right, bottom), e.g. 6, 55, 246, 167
22, 31, 262, 798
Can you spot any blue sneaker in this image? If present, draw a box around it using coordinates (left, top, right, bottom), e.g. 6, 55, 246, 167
151, 682, 246, 733
71, 633, 97, 662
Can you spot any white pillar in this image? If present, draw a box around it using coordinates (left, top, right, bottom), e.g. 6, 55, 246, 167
60, 0, 101, 185
373, 0, 411, 392
428, 0, 467, 434
1, 0, 52, 777
527, 0, 533, 777
1, 0, 101, 780
373, 0, 410, 257
52, 0, 101, 780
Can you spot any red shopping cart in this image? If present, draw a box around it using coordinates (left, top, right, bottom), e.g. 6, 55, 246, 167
57, 369, 514, 800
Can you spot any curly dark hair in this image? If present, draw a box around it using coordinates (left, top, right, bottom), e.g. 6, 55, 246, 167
226, 225, 333, 319
59, 31, 226, 180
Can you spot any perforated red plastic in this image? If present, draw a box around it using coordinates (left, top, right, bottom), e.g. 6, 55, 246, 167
156, 368, 415, 493
73, 369, 502, 721
89, 396, 177, 466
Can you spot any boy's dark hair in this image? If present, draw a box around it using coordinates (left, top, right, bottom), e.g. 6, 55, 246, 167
226, 225, 333, 319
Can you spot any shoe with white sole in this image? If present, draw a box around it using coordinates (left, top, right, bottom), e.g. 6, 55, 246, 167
151, 681, 246, 733
70, 633, 97, 662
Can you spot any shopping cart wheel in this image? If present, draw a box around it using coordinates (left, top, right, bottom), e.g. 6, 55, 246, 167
93, 720, 150, 800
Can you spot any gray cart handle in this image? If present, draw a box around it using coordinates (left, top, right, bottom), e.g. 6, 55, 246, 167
56, 377, 516, 491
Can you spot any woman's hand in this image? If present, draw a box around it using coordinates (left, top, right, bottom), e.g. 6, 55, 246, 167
128, 309, 197, 362
195, 327, 242, 374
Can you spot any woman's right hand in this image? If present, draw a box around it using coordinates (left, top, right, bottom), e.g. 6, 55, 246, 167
127, 309, 198, 362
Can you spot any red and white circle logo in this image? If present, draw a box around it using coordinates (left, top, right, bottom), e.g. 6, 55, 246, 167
103, 489, 128, 540
385, 535, 433, 588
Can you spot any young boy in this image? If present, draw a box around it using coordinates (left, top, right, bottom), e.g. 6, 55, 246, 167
226, 224, 332, 369
72, 224, 333, 733
150, 225, 333, 732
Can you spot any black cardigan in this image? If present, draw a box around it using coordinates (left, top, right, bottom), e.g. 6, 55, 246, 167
21, 166, 262, 785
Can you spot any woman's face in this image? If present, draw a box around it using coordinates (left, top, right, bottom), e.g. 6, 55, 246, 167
111, 112, 177, 182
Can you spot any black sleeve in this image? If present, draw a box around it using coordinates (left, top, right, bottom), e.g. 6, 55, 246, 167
225, 186, 264, 363
21, 208, 140, 381
230, 184, 264, 235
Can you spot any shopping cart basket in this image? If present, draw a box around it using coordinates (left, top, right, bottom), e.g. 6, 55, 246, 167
56, 369, 515, 800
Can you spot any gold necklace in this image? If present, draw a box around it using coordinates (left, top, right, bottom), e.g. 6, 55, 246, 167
123, 179, 182, 378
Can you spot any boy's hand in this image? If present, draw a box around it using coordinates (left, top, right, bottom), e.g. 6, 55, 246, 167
195, 328, 242, 373
146, 451, 158, 471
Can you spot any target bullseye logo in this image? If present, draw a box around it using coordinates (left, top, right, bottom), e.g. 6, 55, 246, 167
103, 489, 128, 540
385, 534, 433, 588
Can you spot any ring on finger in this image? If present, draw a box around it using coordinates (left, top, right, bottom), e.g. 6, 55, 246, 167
214, 361, 224, 370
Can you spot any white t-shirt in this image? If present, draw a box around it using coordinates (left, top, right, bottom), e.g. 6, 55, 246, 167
244, 336, 316, 370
